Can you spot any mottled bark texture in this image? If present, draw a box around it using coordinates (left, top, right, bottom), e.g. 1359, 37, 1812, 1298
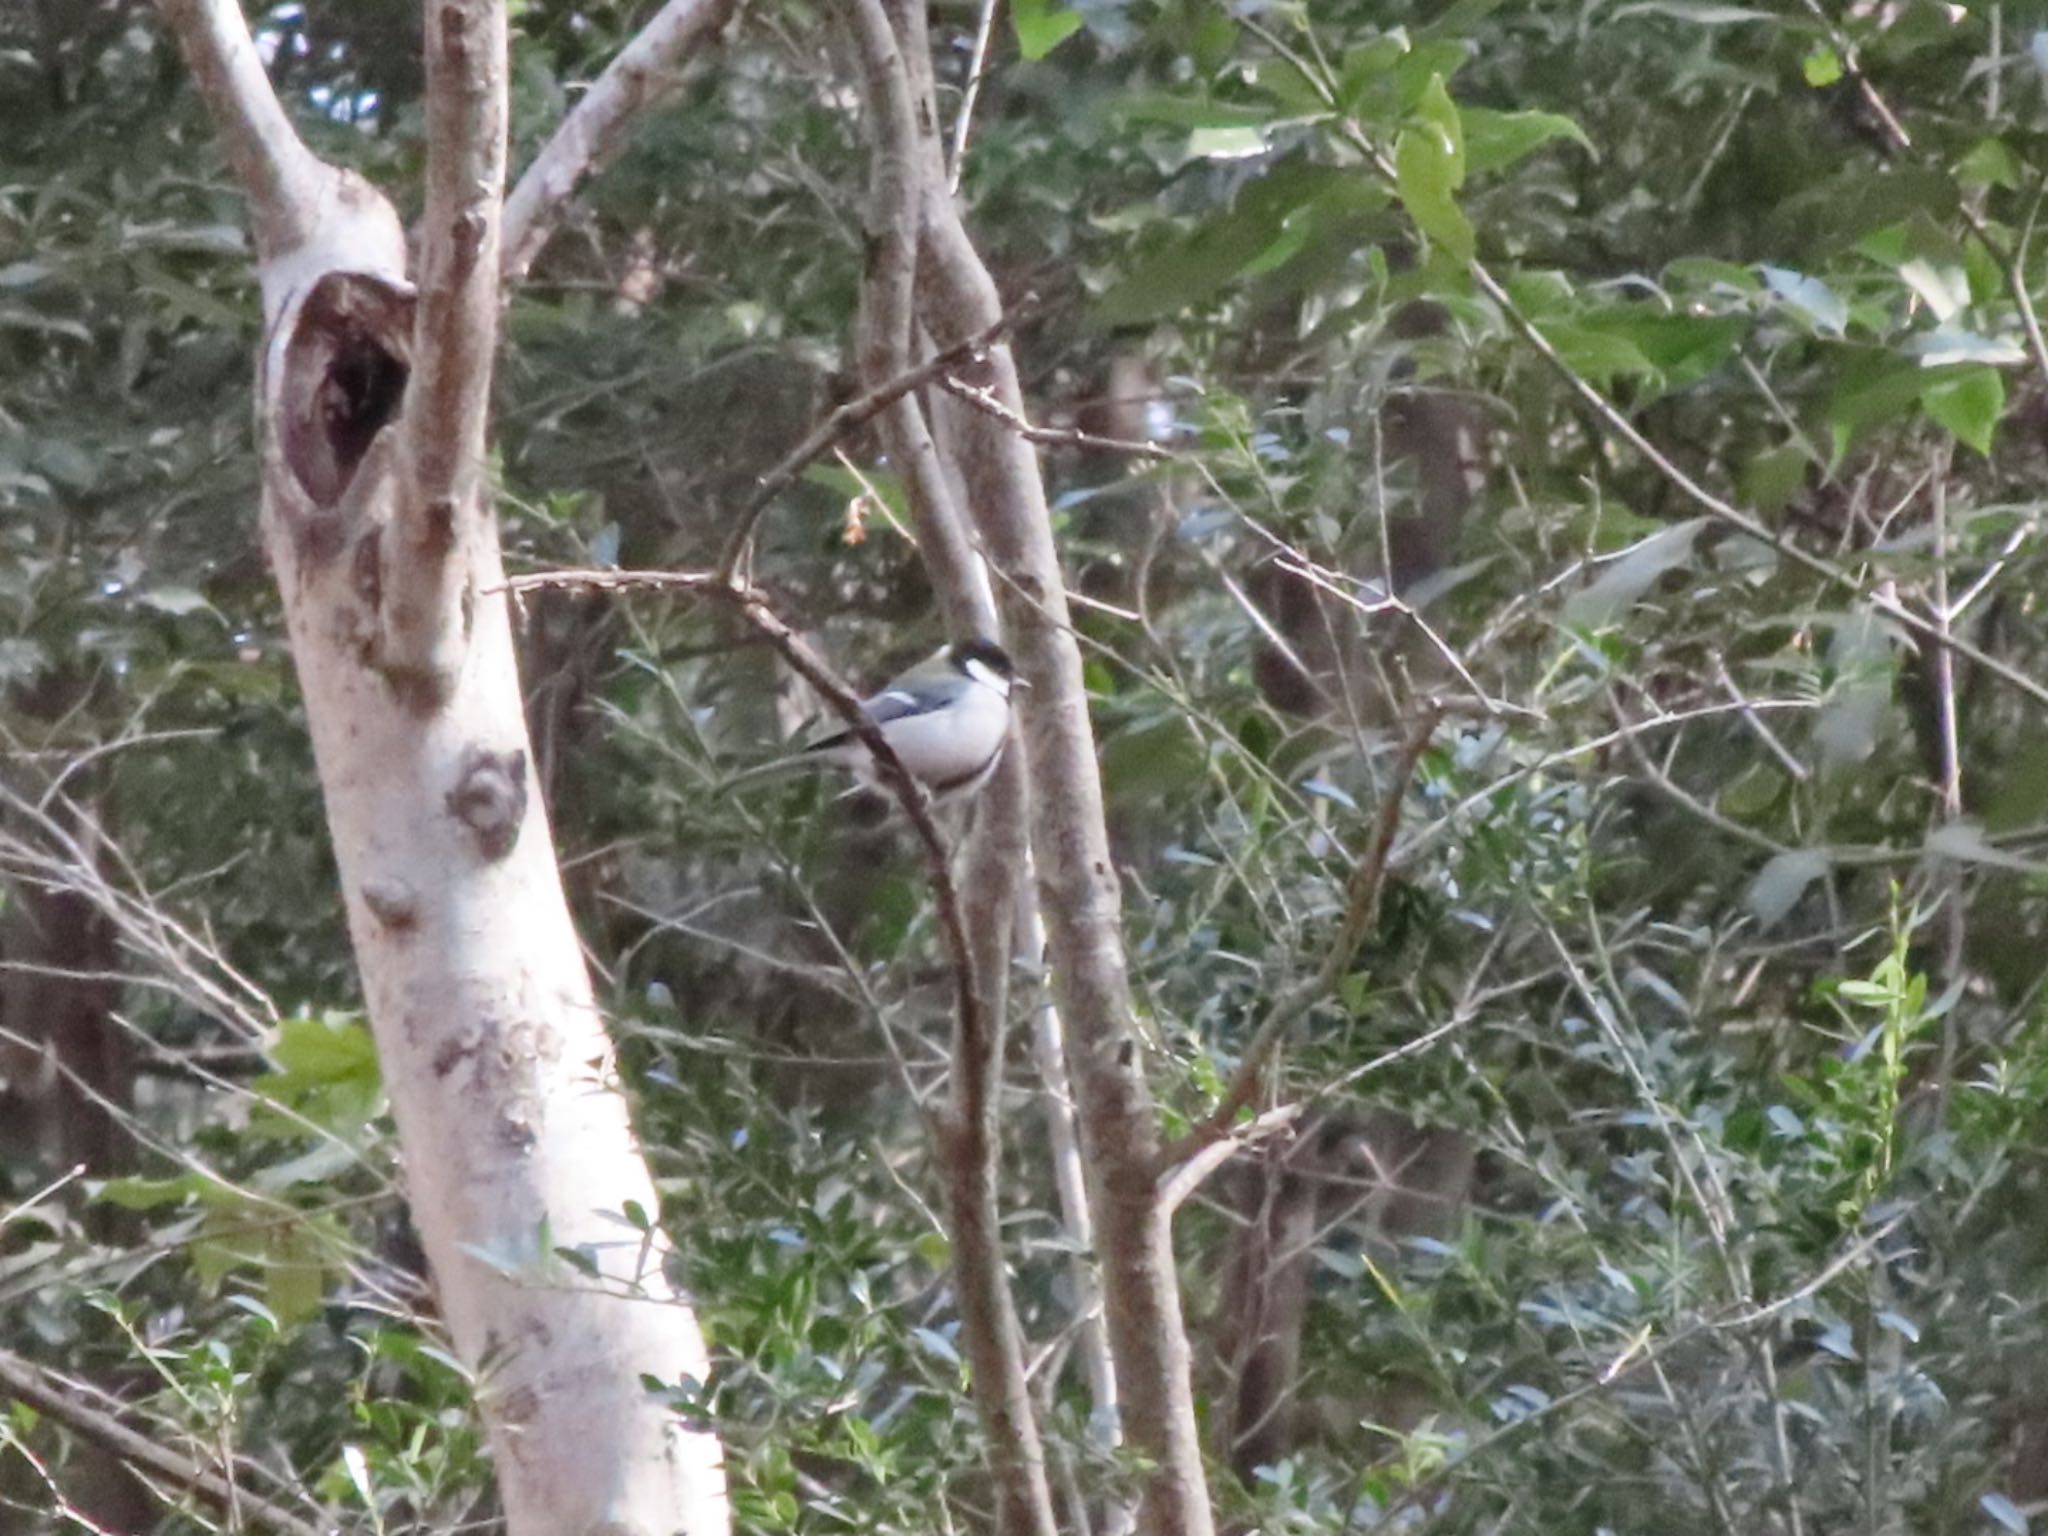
155, 3, 728, 1531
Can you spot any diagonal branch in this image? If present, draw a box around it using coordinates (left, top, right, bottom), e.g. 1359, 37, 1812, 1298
502, 0, 739, 285
716, 306, 1028, 580
1157, 704, 1441, 1176
0, 1346, 332, 1536
153, 0, 326, 257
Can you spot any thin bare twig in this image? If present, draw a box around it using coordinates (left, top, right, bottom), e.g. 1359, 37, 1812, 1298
1157, 704, 1442, 1176
0, 1347, 333, 1536
946, 0, 1002, 192
942, 375, 1176, 461
716, 307, 1031, 579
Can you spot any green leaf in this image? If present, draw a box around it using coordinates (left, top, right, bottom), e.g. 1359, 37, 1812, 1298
1012, 0, 1083, 61
1532, 321, 1657, 388
1186, 124, 1267, 160
1614, 0, 1774, 20
1412, 75, 1466, 184
94, 1173, 209, 1210
1741, 443, 1810, 515
1563, 517, 1708, 626
1910, 327, 2024, 366
263, 1228, 329, 1326
1584, 312, 1746, 388
1957, 137, 2023, 191
1098, 159, 1352, 324
1896, 257, 1968, 322
1761, 265, 1847, 335
1827, 355, 1931, 465
1394, 80, 1473, 264
1801, 45, 1842, 87
1336, 32, 1414, 114
1461, 107, 1594, 175
1921, 365, 2004, 454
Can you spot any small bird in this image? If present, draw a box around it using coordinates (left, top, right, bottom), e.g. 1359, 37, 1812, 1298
721, 637, 1023, 801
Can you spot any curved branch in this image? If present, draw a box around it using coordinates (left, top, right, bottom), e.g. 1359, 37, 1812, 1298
153, 0, 327, 257
502, 0, 737, 284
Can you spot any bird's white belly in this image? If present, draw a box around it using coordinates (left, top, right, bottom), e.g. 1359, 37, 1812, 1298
857, 683, 1010, 787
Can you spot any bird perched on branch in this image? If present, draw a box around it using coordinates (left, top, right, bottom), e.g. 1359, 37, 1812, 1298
720, 638, 1023, 802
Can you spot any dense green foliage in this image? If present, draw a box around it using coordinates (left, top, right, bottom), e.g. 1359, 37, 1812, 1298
5, 1, 2048, 1532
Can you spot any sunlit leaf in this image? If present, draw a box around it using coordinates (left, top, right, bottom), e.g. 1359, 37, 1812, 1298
1012, 0, 1083, 61
1921, 365, 2005, 454
1761, 266, 1847, 335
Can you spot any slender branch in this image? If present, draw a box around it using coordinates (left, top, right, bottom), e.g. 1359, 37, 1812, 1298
0, 1347, 332, 1536
502, 0, 737, 284
849, 0, 997, 637
1157, 704, 1441, 1175
716, 306, 1029, 580
387, 0, 510, 698
946, 0, 1002, 192
501, 569, 977, 1046
941, 375, 1177, 461
152, 0, 324, 257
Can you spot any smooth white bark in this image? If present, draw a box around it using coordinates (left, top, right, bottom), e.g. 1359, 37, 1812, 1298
157, 2, 731, 1529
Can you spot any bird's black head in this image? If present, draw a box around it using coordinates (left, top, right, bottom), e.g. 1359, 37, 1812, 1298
949, 637, 1016, 681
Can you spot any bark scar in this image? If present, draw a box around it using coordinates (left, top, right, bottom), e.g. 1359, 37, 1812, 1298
446, 745, 528, 860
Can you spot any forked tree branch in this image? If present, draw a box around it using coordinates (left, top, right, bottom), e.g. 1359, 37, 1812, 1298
152, 0, 325, 257
502, 0, 738, 284
889, 0, 1212, 1527
841, 4, 1055, 1532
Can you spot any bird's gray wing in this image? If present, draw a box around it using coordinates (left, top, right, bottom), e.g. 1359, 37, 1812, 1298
804, 689, 927, 753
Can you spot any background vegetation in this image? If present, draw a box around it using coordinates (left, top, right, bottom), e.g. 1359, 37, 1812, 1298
4, 0, 2048, 1532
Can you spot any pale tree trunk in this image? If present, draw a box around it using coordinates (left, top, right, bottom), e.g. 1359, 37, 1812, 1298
154, 2, 729, 1531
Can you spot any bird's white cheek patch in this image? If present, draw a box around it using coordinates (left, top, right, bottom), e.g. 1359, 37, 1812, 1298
964, 658, 1009, 695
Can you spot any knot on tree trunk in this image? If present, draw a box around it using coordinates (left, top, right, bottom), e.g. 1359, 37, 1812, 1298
446, 745, 529, 859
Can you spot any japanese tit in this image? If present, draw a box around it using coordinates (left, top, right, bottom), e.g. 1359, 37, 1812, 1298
722, 637, 1023, 801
